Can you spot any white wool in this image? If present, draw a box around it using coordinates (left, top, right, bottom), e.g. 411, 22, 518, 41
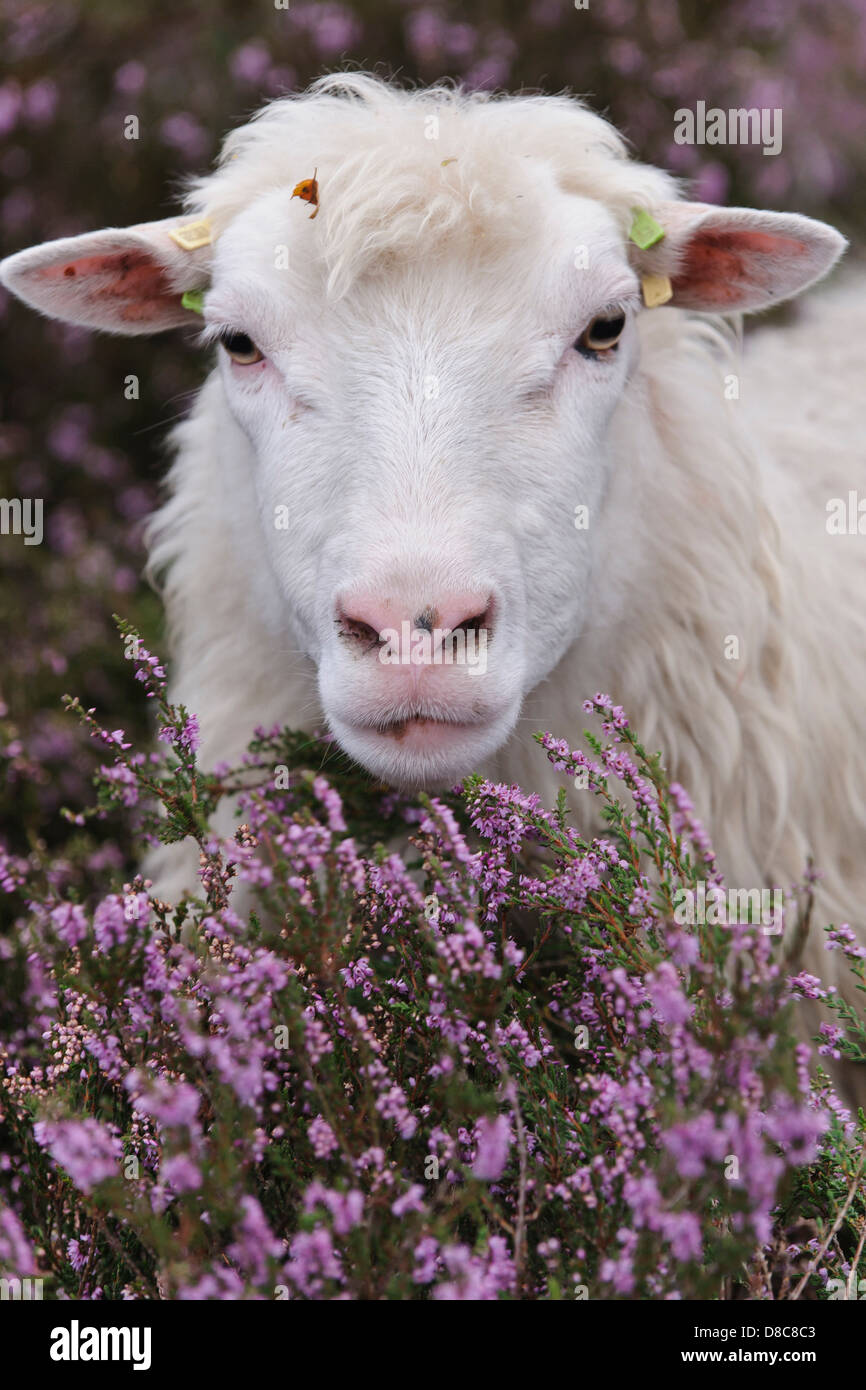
509, 281, 866, 1007
183, 73, 678, 300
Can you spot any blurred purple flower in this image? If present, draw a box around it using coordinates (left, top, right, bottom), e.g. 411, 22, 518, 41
114, 61, 147, 95
160, 113, 209, 162
23, 79, 57, 125
230, 42, 272, 86
33, 1119, 122, 1193
472, 1114, 511, 1181
161, 1154, 202, 1193
0, 81, 22, 136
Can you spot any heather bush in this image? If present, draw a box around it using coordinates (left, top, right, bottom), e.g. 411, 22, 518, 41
1, 637, 863, 1300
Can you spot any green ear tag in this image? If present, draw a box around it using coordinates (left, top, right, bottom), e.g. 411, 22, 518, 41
181, 289, 205, 315
628, 209, 666, 249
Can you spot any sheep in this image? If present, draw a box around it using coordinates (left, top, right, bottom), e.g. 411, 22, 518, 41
2, 74, 863, 1024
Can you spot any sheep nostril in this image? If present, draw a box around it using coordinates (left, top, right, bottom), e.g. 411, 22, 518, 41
452, 608, 490, 638
450, 599, 494, 640
337, 614, 382, 650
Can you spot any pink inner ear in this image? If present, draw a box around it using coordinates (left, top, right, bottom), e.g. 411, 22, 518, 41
40, 248, 178, 324
672, 228, 807, 307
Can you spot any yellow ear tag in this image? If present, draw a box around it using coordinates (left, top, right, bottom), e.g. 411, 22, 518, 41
169, 218, 214, 251
641, 273, 674, 308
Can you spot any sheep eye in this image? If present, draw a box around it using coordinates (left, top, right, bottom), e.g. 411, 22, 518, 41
576, 312, 626, 357
220, 330, 264, 365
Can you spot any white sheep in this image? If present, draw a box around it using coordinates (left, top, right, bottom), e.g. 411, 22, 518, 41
2, 74, 862, 1018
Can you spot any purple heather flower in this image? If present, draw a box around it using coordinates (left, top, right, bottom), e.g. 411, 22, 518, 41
33, 1119, 121, 1193
472, 1115, 512, 1181
160, 1154, 201, 1194
391, 1184, 427, 1217
308, 1115, 339, 1159
412, 1236, 440, 1284
0, 1207, 38, 1272
49, 901, 88, 947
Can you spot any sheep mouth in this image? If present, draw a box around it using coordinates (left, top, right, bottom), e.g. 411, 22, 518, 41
327, 695, 522, 789
370, 710, 488, 741
378, 716, 470, 741
332, 699, 489, 741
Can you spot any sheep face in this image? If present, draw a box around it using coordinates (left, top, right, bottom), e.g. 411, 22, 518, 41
204, 188, 639, 787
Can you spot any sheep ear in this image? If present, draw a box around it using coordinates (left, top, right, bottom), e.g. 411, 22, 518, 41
0, 217, 213, 335
634, 204, 846, 313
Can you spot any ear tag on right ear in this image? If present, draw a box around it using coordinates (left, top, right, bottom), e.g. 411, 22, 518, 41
169, 219, 214, 251
641, 273, 673, 308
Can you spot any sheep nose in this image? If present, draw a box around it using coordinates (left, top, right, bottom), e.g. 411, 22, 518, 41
336, 592, 494, 658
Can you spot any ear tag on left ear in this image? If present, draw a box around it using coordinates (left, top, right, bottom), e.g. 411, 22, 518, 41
641, 273, 673, 308
181, 289, 205, 315
628, 208, 665, 249
169, 218, 214, 251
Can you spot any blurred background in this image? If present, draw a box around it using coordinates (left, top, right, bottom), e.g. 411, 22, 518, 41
2, 0, 865, 895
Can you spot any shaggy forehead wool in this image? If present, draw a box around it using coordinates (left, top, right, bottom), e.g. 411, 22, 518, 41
184, 72, 678, 298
